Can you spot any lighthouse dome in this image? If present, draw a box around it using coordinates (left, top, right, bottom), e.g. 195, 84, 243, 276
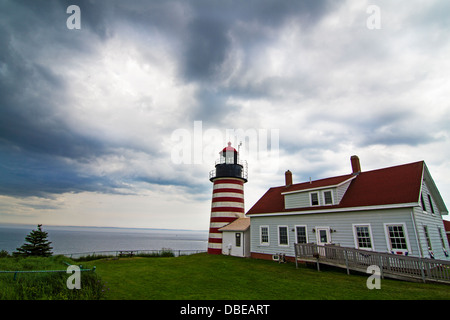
221, 141, 237, 153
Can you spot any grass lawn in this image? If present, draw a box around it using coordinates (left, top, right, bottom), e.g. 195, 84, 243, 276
82, 253, 450, 300
0, 255, 103, 300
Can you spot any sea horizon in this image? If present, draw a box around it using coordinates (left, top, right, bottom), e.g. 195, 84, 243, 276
0, 222, 208, 233
0, 223, 208, 256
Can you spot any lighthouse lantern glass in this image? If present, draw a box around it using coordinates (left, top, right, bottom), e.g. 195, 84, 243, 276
226, 150, 234, 164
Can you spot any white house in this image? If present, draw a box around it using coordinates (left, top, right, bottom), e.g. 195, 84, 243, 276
219, 217, 250, 257
246, 156, 450, 261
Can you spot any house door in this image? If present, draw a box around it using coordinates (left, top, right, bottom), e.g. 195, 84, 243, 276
316, 227, 331, 257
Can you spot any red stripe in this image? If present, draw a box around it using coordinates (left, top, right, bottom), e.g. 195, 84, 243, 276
211, 207, 245, 213
210, 216, 237, 223
213, 179, 244, 185
208, 248, 222, 255
212, 197, 244, 203
208, 238, 222, 243
209, 227, 222, 234
213, 188, 244, 194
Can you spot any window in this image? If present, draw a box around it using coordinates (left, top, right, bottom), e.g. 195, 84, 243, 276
278, 226, 289, 246
226, 154, 234, 164
235, 233, 241, 247
323, 190, 333, 205
310, 192, 319, 206
423, 226, 432, 250
354, 225, 373, 250
421, 194, 426, 212
386, 224, 408, 251
296, 226, 307, 244
260, 226, 269, 245
438, 227, 446, 248
427, 194, 435, 214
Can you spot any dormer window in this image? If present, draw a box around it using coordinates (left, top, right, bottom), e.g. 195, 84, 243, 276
323, 190, 333, 205
310, 192, 319, 206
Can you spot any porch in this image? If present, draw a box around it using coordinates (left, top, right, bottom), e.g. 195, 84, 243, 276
294, 243, 450, 284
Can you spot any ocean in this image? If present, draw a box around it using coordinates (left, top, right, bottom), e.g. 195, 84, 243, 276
0, 224, 208, 256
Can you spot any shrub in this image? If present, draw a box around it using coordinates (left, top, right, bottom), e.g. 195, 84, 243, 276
0, 250, 10, 258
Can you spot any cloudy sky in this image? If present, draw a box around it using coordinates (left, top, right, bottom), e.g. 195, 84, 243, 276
1, 0, 449, 230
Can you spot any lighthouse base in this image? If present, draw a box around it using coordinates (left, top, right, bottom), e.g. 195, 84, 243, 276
207, 248, 222, 255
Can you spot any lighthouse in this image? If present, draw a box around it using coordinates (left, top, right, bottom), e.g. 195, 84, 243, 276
207, 142, 248, 254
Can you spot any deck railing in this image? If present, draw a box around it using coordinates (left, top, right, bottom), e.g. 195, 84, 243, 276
294, 243, 450, 284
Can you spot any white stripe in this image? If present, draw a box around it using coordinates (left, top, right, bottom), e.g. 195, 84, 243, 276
212, 202, 244, 208
208, 243, 222, 249
208, 233, 223, 239
210, 212, 241, 218
213, 192, 244, 198
213, 183, 244, 190
210, 222, 230, 228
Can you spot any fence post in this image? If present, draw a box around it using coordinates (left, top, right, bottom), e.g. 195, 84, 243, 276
378, 255, 384, 279
315, 244, 320, 272
344, 249, 350, 275
295, 244, 298, 269
420, 259, 426, 283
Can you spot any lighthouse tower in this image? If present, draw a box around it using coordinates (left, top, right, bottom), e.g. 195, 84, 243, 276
208, 142, 248, 254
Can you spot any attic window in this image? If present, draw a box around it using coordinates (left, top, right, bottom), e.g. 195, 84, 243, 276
427, 194, 435, 214
310, 192, 319, 206
421, 194, 426, 212
323, 190, 333, 205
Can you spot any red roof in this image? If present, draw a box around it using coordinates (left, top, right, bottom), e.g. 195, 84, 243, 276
246, 161, 424, 215
443, 220, 450, 232
221, 142, 237, 153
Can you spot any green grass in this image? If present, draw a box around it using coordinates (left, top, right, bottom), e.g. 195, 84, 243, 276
2, 253, 449, 300
80, 253, 450, 300
0, 255, 105, 300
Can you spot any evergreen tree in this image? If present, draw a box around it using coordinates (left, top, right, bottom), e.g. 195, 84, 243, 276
14, 224, 53, 257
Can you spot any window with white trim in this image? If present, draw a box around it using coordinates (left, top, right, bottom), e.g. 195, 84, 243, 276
386, 224, 408, 251
427, 194, 435, 214
438, 227, 446, 249
421, 194, 426, 212
423, 226, 432, 250
296, 226, 307, 244
323, 190, 333, 205
260, 226, 269, 245
310, 192, 319, 206
354, 225, 372, 250
278, 226, 289, 246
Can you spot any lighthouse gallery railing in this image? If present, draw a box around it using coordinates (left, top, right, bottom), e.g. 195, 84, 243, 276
209, 160, 248, 180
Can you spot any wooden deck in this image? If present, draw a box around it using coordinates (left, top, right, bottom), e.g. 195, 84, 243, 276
294, 243, 450, 284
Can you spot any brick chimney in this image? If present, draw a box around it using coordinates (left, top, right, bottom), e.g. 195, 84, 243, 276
285, 170, 293, 186
351, 155, 361, 175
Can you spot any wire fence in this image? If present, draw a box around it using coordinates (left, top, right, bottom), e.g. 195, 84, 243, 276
61, 248, 207, 260
0, 263, 96, 281
1, 249, 206, 280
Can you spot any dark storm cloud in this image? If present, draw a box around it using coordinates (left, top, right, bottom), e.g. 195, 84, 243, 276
180, 0, 334, 83
0, 0, 119, 197
0, 0, 338, 196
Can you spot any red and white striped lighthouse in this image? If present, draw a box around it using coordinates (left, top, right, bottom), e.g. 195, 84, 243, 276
208, 142, 248, 254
